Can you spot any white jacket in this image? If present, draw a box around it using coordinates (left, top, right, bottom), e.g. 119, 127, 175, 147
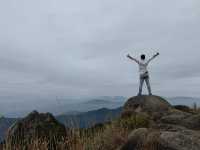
128, 55, 157, 75
138, 59, 149, 75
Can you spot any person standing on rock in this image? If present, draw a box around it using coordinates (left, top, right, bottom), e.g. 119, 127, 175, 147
127, 52, 159, 96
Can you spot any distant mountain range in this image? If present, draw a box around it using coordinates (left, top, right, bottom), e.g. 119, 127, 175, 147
167, 97, 200, 106
0, 106, 122, 141
0, 96, 126, 117
0, 117, 18, 141
57, 107, 122, 128
2, 96, 200, 118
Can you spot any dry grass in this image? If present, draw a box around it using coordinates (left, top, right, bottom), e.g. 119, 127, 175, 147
1, 114, 150, 150
2, 125, 127, 150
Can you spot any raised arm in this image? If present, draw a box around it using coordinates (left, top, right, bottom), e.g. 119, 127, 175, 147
126, 54, 139, 64
146, 52, 159, 64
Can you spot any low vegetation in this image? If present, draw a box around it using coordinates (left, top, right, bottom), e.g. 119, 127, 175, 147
1, 113, 149, 150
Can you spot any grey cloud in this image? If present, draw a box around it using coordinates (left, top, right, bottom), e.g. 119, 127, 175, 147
0, 0, 199, 106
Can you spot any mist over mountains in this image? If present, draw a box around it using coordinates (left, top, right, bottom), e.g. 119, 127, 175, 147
167, 97, 200, 106
0, 96, 200, 118
0, 96, 126, 117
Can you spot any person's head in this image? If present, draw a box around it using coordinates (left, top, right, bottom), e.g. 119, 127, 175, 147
141, 54, 145, 60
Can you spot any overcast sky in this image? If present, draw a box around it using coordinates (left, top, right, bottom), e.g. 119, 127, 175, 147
0, 0, 200, 103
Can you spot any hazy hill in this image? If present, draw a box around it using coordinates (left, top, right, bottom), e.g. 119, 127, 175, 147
0, 96, 126, 117
167, 96, 200, 106
0, 117, 17, 141
56, 107, 122, 128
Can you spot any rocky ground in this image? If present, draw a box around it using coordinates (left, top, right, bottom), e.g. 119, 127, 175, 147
120, 95, 200, 150
2, 95, 200, 150
5, 111, 67, 149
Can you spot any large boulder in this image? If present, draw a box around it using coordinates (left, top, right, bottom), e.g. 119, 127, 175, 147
161, 109, 191, 125
182, 114, 200, 130
160, 129, 200, 150
161, 109, 200, 130
122, 95, 172, 119
120, 128, 148, 150
6, 111, 66, 146
120, 128, 200, 150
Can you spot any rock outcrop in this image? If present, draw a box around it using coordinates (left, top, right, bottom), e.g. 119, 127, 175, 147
6, 111, 66, 146
120, 95, 200, 150
121, 127, 200, 150
160, 109, 200, 130
122, 95, 171, 119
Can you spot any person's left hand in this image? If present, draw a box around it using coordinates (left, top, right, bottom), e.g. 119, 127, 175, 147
127, 54, 131, 58
154, 52, 159, 57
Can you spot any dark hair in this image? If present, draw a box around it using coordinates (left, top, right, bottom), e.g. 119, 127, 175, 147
141, 54, 145, 60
